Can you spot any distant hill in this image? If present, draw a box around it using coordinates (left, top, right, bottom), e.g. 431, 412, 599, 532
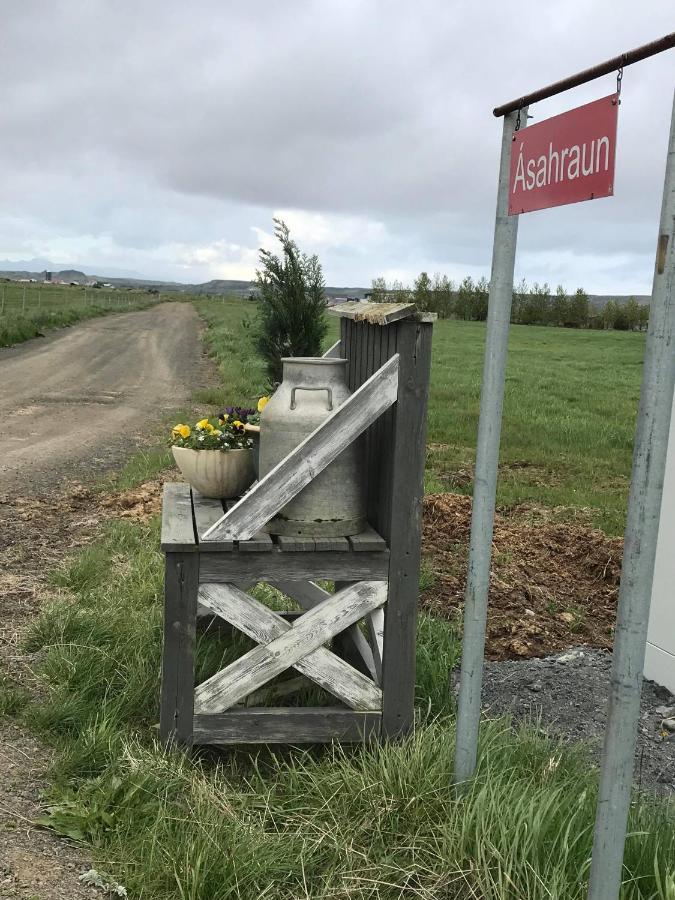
0, 267, 369, 300
0, 265, 651, 309
588, 294, 650, 311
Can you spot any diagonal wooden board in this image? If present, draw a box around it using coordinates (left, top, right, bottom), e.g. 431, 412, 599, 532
194, 581, 386, 714
201, 354, 399, 542
271, 579, 378, 683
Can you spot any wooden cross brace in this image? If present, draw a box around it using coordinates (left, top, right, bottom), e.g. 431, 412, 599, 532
195, 581, 387, 714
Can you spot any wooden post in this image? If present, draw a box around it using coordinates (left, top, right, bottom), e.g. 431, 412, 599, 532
159, 552, 199, 747
381, 319, 433, 738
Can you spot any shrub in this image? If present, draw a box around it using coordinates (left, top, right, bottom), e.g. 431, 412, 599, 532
254, 219, 328, 386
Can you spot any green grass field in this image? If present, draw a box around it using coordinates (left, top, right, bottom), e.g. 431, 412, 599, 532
3, 296, 671, 900
0, 280, 167, 347
195, 298, 644, 535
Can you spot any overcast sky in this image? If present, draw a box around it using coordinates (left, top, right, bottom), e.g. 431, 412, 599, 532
1, 2, 673, 292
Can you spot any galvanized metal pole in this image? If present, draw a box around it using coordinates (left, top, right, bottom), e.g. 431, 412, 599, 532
454, 107, 526, 785
588, 88, 675, 900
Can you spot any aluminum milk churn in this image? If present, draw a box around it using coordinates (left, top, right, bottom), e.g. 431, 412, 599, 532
259, 357, 366, 537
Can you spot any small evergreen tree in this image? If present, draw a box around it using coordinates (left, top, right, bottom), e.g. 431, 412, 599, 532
624, 296, 640, 331
431, 272, 454, 318
255, 219, 328, 385
552, 285, 568, 326
473, 276, 490, 320
370, 276, 388, 302
511, 277, 529, 324
569, 287, 589, 328
413, 271, 433, 311
455, 276, 475, 320
603, 299, 618, 330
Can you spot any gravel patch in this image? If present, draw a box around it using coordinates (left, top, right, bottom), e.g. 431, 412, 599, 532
463, 647, 675, 796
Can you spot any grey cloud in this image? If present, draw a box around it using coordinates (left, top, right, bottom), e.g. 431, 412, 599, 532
0, 0, 673, 291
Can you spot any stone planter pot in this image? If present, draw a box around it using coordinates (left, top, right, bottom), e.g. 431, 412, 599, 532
172, 446, 255, 499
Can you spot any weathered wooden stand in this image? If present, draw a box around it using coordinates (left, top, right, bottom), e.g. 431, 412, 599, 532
159, 303, 433, 747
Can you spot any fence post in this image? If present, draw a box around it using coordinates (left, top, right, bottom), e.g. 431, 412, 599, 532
453, 106, 526, 787
587, 87, 675, 900
22, 284, 26, 312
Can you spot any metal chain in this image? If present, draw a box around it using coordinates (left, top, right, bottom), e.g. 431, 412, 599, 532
515, 108, 522, 133
616, 66, 623, 103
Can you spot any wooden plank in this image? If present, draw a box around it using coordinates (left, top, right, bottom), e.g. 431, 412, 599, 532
413, 312, 438, 323
272, 579, 378, 682
366, 325, 383, 525
194, 582, 387, 713
192, 491, 232, 550
381, 320, 433, 739
199, 582, 381, 707
202, 355, 400, 542
159, 552, 199, 746
276, 535, 316, 551
313, 536, 349, 551
322, 339, 342, 359
348, 526, 387, 552
199, 549, 390, 583
376, 324, 399, 541
161, 483, 196, 552
193, 709, 381, 744
328, 301, 416, 325
223, 499, 273, 552
238, 530, 274, 552
368, 607, 385, 683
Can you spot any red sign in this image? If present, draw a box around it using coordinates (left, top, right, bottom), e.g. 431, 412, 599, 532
509, 94, 618, 215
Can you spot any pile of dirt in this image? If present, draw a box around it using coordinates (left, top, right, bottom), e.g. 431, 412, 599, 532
422, 493, 622, 661
100, 478, 167, 522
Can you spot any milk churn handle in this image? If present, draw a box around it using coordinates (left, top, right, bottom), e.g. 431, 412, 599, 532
290, 386, 333, 411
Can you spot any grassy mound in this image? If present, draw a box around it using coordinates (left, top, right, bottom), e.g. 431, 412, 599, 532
22, 519, 675, 899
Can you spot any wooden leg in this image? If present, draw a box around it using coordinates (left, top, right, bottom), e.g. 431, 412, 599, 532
332, 581, 372, 678
159, 551, 199, 748
381, 321, 433, 739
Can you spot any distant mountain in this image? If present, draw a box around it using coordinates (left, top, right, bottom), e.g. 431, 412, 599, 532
588, 294, 650, 311
0, 267, 369, 298
0, 264, 651, 309
0, 259, 144, 279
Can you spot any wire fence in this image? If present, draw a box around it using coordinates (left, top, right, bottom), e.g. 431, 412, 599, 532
0, 282, 163, 318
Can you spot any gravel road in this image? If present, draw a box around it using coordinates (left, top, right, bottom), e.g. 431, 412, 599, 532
0, 304, 206, 899
0, 303, 204, 493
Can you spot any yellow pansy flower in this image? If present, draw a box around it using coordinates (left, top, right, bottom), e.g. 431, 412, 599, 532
232, 419, 244, 431
257, 396, 270, 413
172, 424, 191, 439
196, 418, 210, 430
218, 414, 229, 425
203, 423, 215, 434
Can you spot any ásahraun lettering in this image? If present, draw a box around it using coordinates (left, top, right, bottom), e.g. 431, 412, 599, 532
513, 137, 610, 193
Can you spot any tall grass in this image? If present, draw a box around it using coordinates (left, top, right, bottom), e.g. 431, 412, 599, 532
23, 518, 675, 899
12, 299, 671, 898
194, 299, 643, 533
0, 287, 166, 348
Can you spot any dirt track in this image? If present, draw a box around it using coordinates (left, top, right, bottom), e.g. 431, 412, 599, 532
0, 303, 204, 493
0, 304, 206, 899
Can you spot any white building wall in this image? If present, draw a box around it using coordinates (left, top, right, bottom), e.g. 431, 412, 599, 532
645, 389, 675, 693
